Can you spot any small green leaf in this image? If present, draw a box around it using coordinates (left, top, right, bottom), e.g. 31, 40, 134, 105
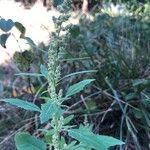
0, 82, 4, 93
0, 33, 10, 48
132, 109, 143, 119
24, 36, 46, 53
53, 0, 64, 7
59, 70, 97, 81
3, 98, 40, 112
132, 79, 150, 87
66, 79, 95, 97
0, 18, 14, 32
40, 64, 48, 78
64, 115, 74, 125
15, 22, 26, 38
70, 25, 80, 38
96, 135, 125, 149
125, 92, 138, 101
24, 36, 36, 47
15, 73, 43, 77
86, 101, 97, 110
15, 132, 47, 150
40, 100, 63, 124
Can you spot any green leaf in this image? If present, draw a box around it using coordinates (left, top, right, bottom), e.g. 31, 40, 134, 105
69, 128, 106, 150
15, 22, 26, 38
53, 0, 64, 7
64, 115, 74, 125
66, 79, 95, 97
15, 73, 43, 77
24, 36, 46, 53
40, 100, 63, 124
132, 109, 143, 119
96, 135, 125, 149
40, 64, 48, 78
3, 98, 40, 112
24, 36, 36, 47
68, 126, 124, 150
63, 57, 90, 61
70, 25, 80, 38
59, 70, 97, 81
0, 33, 10, 48
125, 92, 138, 101
15, 132, 47, 150
132, 79, 150, 87
0, 18, 14, 32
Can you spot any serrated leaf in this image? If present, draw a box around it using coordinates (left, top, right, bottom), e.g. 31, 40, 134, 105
96, 135, 125, 148
66, 79, 95, 97
40, 64, 48, 78
0, 18, 14, 32
0, 33, 10, 48
40, 100, 63, 124
68, 126, 124, 150
3, 98, 40, 112
68, 128, 107, 150
15, 132, 47, 150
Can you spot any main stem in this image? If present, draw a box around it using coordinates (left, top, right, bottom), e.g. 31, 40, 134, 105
48, 31, 62, 149
52, 115, 60, 150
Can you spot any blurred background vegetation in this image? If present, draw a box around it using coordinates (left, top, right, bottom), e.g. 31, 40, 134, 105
0, 0, 150, 150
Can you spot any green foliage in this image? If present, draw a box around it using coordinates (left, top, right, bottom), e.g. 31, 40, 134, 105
0, 33, 10, 48
40, 64, 48, 79
66, 79, 95, 97
40, 100, 63, 124
15, 132, 47, 150
0, 18, 14, 32
3, 98, 41, 112
63, 115, 74, 125
0, 18, 14, 48
60, 70, 97, 81
53, 0, 64, 7
14, 22, 26, 38
13, 50, 34, 70
68, 125, 124, 150
0, 18, 26, 48
69, 25, 80, 38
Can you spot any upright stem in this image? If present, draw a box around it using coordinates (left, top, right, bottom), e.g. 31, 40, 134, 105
82, 0, 89, 14
47, 29, 63, 150
47, 1, 71, 149
52, 116, 60, 150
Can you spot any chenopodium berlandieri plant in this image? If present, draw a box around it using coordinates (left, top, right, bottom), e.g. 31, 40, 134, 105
3, 0, 124, 150
46, 2, 72, 149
